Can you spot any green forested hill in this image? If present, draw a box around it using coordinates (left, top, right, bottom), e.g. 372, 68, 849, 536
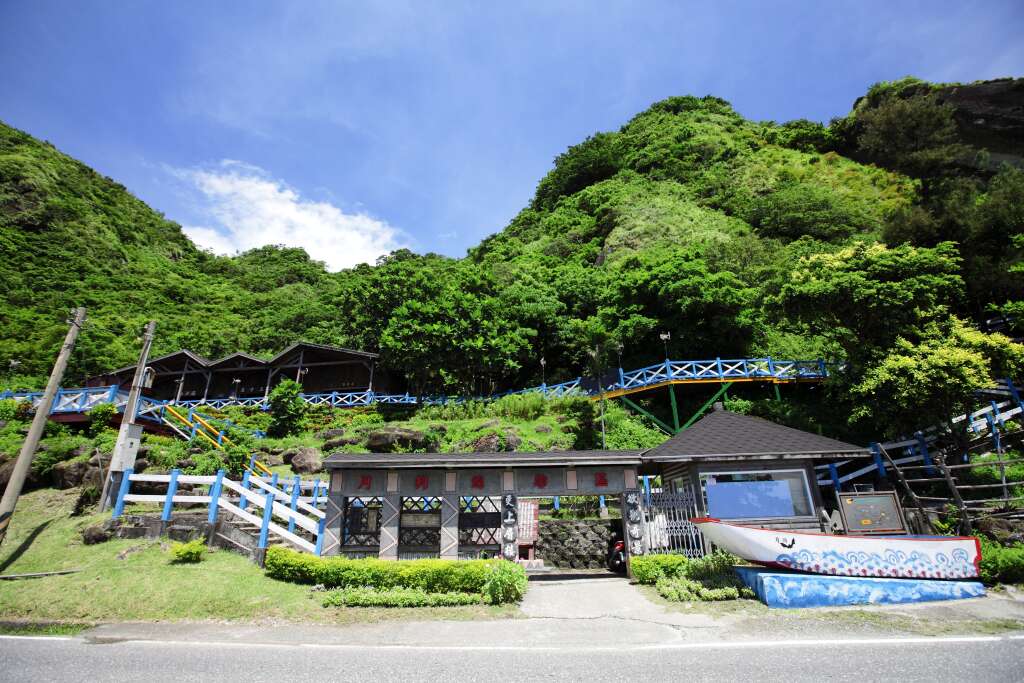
2, 77, 1023, 439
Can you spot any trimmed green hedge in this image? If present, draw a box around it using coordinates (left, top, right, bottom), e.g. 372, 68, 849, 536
322, 587, 482, 608
630, 554, 689, 584
264, 547, 527, 603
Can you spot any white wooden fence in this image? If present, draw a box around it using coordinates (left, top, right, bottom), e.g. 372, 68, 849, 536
112, 469, 328, 555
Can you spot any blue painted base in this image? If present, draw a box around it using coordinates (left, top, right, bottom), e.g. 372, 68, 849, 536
734, 566, 986, 609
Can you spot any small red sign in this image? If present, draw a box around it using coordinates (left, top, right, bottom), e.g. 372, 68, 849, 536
594, 471, 609, 488
414, 475, 429, 491
533, 473, 548, 489
357, 475, 373, 490
471, 475, 485, 490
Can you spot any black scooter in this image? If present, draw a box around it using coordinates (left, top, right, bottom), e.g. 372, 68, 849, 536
607, 539, 626, 573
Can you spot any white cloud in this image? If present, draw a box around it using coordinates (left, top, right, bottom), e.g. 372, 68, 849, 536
176, 161, 406, 271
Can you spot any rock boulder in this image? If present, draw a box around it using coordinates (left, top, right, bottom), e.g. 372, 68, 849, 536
290, 447, 324, 474
365, 428, 430, 453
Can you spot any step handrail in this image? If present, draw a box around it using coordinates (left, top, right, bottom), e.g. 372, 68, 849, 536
246, 475, 325, 520
220, 477, 321, 535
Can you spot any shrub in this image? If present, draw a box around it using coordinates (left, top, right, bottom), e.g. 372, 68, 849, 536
0, 398, 27, 422
655, 576, 751, 602
264, 548, 527, 603
267, 379, 307, 437
979, 538, 1024, 586
86, 403, 117, 437
630, 554, 689, 584
322, 587, 482, 608
481, 560, 528, 605
640, 551, 753, 602
171, 539, 207, 563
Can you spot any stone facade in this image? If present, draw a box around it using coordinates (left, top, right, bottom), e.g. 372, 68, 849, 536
534, 518, 621, 569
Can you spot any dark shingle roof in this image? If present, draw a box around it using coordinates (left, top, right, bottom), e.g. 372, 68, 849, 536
324, 450, 643, 469
643, 408, 868, 462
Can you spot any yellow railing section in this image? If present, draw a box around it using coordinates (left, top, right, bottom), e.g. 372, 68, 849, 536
162, 404, 273, 477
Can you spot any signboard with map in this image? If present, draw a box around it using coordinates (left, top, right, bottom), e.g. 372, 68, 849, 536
836, 491, 906, 535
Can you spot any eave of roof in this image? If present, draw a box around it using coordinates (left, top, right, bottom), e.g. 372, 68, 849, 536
269, 341, 379, 363
324, 450, 643, 469
642, 408, 869, 461
208, 352, 268, 367
108, 349, 211, 375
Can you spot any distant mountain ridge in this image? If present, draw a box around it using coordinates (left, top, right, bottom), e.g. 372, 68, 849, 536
1, 78, 1021, 406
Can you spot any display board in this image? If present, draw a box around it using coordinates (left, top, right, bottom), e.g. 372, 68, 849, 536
836, 491, 907, 535
401, 512, 441, 528
706, 480, 794, 518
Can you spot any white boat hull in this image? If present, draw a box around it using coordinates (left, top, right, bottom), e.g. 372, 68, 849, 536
691, 517, 980, 580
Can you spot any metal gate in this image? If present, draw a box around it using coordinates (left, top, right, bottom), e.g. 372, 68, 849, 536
641, 488, 706, 558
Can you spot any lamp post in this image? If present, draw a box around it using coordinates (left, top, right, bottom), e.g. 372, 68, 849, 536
540, 356, 546, 390
659, 331, 671, 361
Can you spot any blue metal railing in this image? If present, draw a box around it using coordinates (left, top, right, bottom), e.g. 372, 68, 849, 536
2, 356, 830, 414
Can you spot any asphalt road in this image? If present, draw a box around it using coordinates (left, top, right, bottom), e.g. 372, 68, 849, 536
3, 633, 1023, 682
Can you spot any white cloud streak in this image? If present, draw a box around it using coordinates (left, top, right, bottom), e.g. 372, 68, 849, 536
176, 161, 406, 271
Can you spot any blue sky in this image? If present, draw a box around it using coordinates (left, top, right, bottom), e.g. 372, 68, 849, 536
1, 2, 1022, 269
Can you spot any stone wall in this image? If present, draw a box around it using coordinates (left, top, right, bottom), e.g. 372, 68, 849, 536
534, 519, 621, 569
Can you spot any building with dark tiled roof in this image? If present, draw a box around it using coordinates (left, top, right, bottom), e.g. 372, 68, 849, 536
650, 403, 868, 530
89, 341, 399, 402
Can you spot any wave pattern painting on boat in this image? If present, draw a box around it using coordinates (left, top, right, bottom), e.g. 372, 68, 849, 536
690, 517, 981, 579
774, 548, 977, 579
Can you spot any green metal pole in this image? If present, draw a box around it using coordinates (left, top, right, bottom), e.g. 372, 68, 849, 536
619, 396, 673, 435
773, 383, 782, 401
668, 383, 680, 433
680, 382, 733, 431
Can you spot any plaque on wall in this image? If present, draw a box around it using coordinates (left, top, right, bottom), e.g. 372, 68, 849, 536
401, 512, 441, 528
836, 491, 907, 535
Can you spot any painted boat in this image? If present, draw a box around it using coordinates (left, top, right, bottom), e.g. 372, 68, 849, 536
690, 517, 981, 580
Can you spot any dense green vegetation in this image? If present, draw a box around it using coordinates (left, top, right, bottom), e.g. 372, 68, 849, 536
2, 77, 1023, 443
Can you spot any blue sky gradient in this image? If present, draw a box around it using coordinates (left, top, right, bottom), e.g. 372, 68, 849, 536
1, 2, 1021, 268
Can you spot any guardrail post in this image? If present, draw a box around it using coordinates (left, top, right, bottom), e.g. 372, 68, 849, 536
819, 359, 827, 377
643, 476, 652, 506
715, 357, 723, 380
869, 443, 887, 478
107, 384, 119, 403
208, 469, 225, 523
985, 413, 1001, 455
315, 515, 327, 556
258, 492, 275, 550
915, 432, 935, 475
288, 475, 301, 533
188, 408, 198, 440
829, 463, 841, 492
767, 357, 775, 377
271, 472, 279, 490
618, 367, 625, 389
553, 496, 560, 511
311, 479, 321, 508
162, 469, 181, 522
239, 469, 251, 511
112, 468, 134, 518
991, 400, 1005, 428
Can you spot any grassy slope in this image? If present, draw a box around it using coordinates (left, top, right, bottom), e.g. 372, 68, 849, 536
0, 489, 516, 623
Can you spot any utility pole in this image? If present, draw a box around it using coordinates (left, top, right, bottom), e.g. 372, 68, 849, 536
0, 307, 86, 548
100, 321, 156, 511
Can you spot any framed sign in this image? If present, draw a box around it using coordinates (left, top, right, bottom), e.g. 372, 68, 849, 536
401, 512, 441, 528
836, 491, 907, 535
